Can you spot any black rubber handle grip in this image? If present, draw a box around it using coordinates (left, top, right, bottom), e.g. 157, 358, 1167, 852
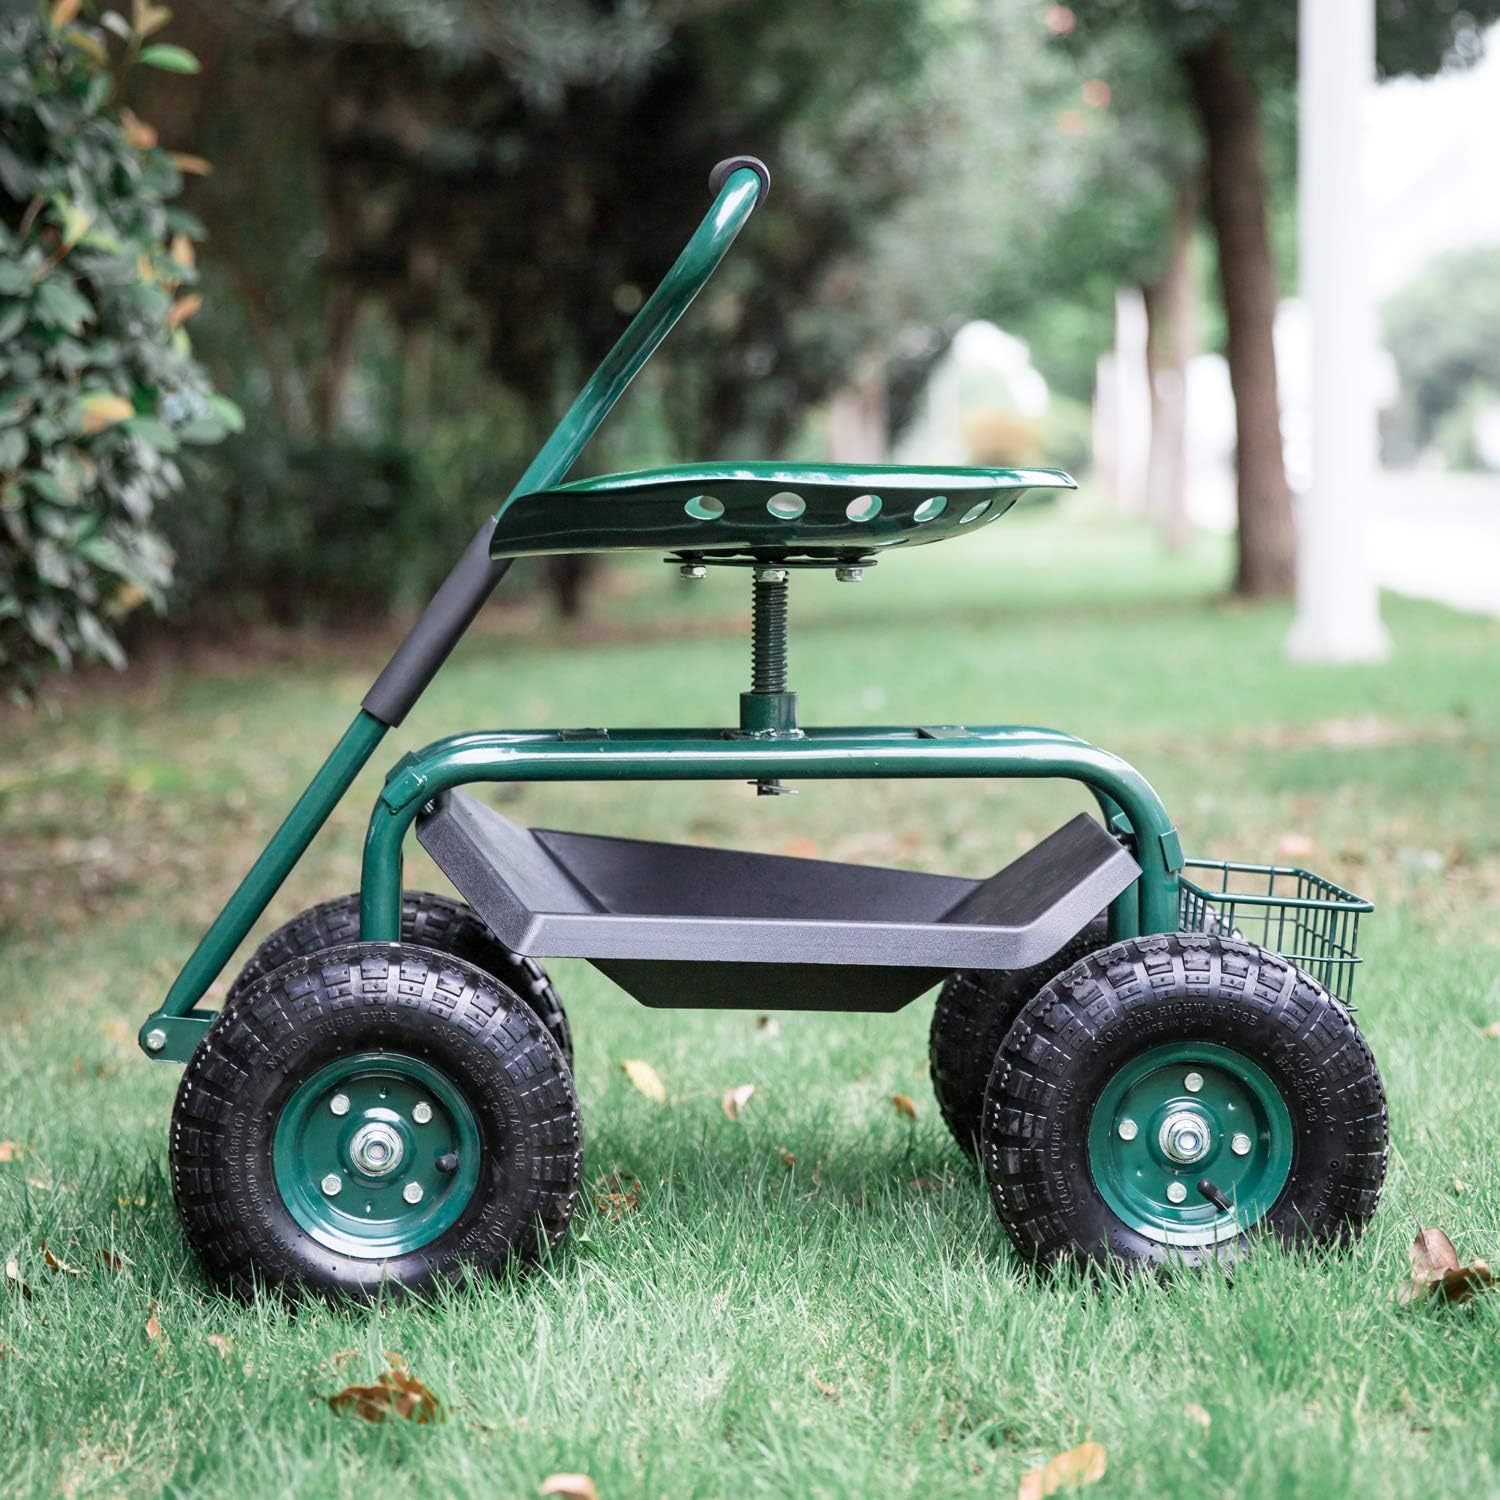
362, 519, 511, 726
709, 155, 770, 200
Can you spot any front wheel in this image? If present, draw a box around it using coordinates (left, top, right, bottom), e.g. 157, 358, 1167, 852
171, 942, 582, 1300
226, 890, 572, 1065
981, 932, 1388, 1271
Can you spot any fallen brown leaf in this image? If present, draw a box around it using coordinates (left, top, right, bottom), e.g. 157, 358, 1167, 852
808, 1371, 839, 1401
908, 1174, 944, 1194
1018, 1440, 1107, 1500
145, 1303, 162, 1342
1482, 1022, 1500, 1040
776, 1147, 796, 1169
5, 1256, 31, 1299
891, 1093, 918, 1120
722, 1084, 756, 1121
328, 1353, 442, 1424
0, 1141, 21, 1163
207, 1333, 234, 1358
621, 1059, 666, 1103
539, 1476, 599, 1500
99, 1248, 130, 1272
1400, 1227, 1496, 1306
41, 1241, 81, 1276
1453, 1177, 1469, 1196
593, 1172, 641, 1221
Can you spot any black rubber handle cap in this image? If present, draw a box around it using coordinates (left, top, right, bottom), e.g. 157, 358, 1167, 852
709, 155, 770, 200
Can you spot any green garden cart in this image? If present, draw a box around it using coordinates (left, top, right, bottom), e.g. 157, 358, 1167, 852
142, 158, 1388, 1300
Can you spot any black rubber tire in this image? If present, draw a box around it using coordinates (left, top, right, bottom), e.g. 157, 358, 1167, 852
228, 890, 572, 1064
930, 918, 1108, 1157
171, 942, 582, 1301
981, 932, 1388, 1273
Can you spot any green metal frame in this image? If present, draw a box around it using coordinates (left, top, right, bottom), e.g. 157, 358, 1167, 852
357, 722, 1182, 939
137, 164, 768, 1061
142, 720, 1183, 1062
135, 161, 1187, 1065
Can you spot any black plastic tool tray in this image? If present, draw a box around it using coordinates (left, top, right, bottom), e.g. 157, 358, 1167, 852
416, 791, 1138, 1012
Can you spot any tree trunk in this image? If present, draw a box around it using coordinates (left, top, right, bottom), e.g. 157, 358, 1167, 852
1142, 178, 1198, 553
1182, 29, 1296, 596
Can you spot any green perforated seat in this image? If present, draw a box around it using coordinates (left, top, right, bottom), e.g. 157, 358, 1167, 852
490, 462, 1076, 564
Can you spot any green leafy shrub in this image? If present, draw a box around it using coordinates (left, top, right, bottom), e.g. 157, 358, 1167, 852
0, 5, 236, 693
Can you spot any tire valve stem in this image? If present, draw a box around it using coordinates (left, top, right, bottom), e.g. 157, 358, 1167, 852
435, 1152, 460, 1174
1197, 1178, 1233, 1213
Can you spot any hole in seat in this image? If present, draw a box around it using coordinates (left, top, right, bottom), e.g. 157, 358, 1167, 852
766, 491, 806, 520
913, 495, 947, 523
959, 499, 992, 525
846, 494, 882, 522
684, 495, 724, 520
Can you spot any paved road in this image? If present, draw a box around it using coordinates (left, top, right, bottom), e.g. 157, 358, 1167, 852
1368, 471, 1500, 618
1188, 469, 1500, 618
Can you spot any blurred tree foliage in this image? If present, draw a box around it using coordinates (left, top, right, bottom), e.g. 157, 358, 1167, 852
136, 0, 969, 620
1059, 0, 1500, 597
0, 3, 236, 694
1383, 246, 1500, 468
136, 0, 1227, 627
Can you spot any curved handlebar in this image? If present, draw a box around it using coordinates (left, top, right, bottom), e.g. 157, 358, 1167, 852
361, 159, 768, 726
501, 161, 767, 507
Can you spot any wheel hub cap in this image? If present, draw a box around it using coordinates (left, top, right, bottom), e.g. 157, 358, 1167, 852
1158, 1109, 1212, 1165
1087, 1041, 1294, 1248
272, 1051, 482, 1259
348, 1121, 404, 1176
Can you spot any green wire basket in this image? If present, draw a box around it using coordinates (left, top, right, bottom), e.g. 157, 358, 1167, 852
1178, 860, 1372, 1005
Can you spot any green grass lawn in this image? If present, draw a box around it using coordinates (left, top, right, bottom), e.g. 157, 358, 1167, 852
2, 501, 1499, 1498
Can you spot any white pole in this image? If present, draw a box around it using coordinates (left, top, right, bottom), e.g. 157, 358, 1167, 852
1286, 0, 1390, 662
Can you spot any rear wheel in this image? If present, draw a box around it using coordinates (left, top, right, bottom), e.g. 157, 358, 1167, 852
929, 919, 1107, 1156
981, 932, 1387, 1271
228, 890, 571, 1064
172, 941, 582, 1300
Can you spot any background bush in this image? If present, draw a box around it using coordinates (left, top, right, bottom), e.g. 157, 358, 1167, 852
0, 5, 233, 695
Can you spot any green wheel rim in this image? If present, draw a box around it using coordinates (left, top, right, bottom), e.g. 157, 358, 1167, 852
1086, 1041, 1293, 1248
272, 1051, 482, 1258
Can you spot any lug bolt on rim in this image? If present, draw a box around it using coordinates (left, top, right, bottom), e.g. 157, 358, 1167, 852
1166, 1181, 1188, 1204
1117, 1118, 1139, 1141
329, 1093, 350, 1117
1184, 1071, 1204, 1093
321, 1173, 342, 1197
412, 1101, 433, 1125
1231, 1132, 1253, 1157
403, 1182, 424, 1205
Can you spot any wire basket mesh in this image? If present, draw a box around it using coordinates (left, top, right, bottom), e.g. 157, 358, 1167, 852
1178, 860, 1371, 1004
